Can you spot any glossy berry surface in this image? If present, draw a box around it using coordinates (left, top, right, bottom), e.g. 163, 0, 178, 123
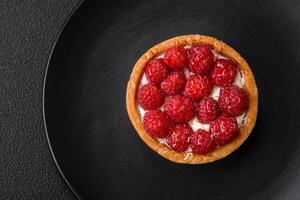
218, 86, 249, 116
164, 95, 195, 123
145, 58, 169, 85
166, 124, 192, 152
187, 45, 214, 75
160, 71, 186, 95
190, 130, 215, 154
210, 115, 239, 145
163, 46, 187, 69
211, 58, 238, 86
197, 97, 221, 123
137, 84, 164, 110
143, 110, 171, 138
185, 75, 213, 101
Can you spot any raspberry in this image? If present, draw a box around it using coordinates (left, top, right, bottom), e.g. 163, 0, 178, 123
210, 115, 239, 145
143, 110, 171, 138
190, 130, 215, 154
166, 124, 192, 152
187, 45, 214, 75
197, 97, 221, 123
164, 95, 195, 123
145, 58, 169, 85
211, 59, 238, 86
137, 83, 164, 110
160, 71, 186, 95
185, 75, 213, 101
163, 46, 187, 69
218, 86, 249, 116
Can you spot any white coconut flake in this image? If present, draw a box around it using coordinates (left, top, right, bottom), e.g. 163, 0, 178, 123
157, 137, 167, 145
183, 152, 193, 160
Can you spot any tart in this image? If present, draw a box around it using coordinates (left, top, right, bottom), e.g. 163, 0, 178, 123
126, 34, 258, 164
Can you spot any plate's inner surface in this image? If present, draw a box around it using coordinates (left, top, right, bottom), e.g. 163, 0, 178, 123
44, 0, 300, 199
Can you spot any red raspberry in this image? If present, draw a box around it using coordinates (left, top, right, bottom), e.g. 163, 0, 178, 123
210, 115, 239, 145
145, 58, 169, 85
163, 46, 187, 69
197, 97, 221, 123
143, 110, 170, 138
190, 130, 215, 154
164, 95, 195, 123
187, 45, 214, 75
160, 71, 186, 95
166, 124, 192, 152
218, 86, 249, 116
211, 59, 238, 86
185, 75, 213, 101
137, 83, 164, 110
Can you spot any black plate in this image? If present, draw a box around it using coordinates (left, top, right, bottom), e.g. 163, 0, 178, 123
43, 0, 300, 199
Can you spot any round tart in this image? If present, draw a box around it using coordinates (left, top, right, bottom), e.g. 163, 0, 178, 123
126, 34, 258, 164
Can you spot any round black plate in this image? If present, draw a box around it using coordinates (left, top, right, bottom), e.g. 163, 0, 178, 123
44, 0, 300, 199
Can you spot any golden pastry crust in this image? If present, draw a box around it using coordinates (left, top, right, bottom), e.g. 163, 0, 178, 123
126, 34, 258, 164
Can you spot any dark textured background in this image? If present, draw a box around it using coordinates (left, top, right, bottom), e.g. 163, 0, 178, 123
0, 1, 80, 199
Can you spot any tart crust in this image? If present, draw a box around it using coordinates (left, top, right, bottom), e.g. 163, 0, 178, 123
126, 34, 258, 164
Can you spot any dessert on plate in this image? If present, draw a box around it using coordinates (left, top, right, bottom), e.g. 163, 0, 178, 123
126, 34, 258, 164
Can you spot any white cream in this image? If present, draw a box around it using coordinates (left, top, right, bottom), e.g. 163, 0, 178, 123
236, 112, 247, 127
183, 67, 191, 78
138, 105, 146, 119
139, 74, 149, 88
136, 45, 247, 151
234, 69, 245, 88
210, 86, 221, 101
212, 49, 229, 60
189, 118, 210, 132
156, 53, 165, 59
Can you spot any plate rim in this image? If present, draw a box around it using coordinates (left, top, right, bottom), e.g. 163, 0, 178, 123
42, 0, 85, 199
